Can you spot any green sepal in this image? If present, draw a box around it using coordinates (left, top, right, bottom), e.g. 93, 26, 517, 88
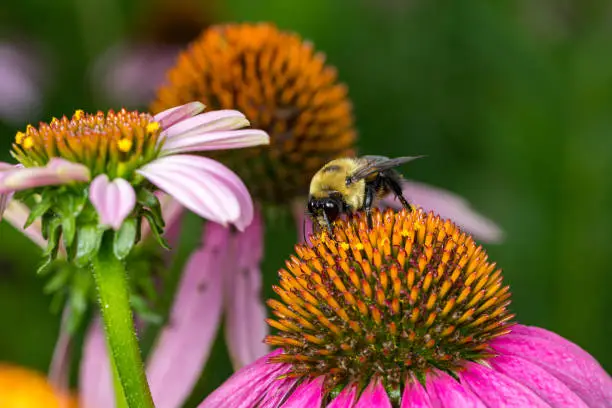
137, 189, 165, 230
42, 216, 62, 259
62, 216, 77, 252
37, 256, 55, 275
25, 195, 53, 229
415, 370, 427, 388
43, 264, 73, 293
142, 211, 170, 250
75, 224, 104, 267
113, 218, 138, 260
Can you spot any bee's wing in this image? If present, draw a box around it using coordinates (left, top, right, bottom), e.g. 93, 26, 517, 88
347, 155, 423, 184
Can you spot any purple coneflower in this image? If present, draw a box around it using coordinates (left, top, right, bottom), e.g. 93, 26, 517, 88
0, 101, 268, 407
143, 22, 504, 381
200, 208, 612, 407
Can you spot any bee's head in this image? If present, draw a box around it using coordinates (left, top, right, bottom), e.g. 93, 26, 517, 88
307, 196, 342, 224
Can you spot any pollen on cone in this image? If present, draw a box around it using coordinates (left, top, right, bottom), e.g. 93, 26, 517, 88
151, 23, 357, 205
265, 208, 514, 390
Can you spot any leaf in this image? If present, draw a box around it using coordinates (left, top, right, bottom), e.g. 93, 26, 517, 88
25, 195, 53, 229
113, 218, 138, 260
142, 211, 170, 250
75, 224, 104, 267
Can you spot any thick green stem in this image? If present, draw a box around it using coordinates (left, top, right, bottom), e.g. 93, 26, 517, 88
92, 232, 154, 408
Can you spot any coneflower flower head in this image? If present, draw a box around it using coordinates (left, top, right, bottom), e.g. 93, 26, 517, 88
266, 208, 512, 401
152, 23, 356, 205
0, 102, 269, 268
201, 208, 612, 407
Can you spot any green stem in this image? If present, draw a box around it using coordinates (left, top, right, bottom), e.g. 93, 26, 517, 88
92, 232, 154, 408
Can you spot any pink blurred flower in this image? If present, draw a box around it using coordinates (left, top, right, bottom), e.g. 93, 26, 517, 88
0, 102, 269, 231
199, 325, 612, 408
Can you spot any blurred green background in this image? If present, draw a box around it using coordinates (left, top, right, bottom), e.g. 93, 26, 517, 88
1, 0, 611, 403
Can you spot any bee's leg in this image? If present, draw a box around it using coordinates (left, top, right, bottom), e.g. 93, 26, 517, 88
364, 185, 376, 229
384, 175, 413, 212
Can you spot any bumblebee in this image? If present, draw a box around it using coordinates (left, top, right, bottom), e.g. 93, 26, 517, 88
307, 155, 421, 233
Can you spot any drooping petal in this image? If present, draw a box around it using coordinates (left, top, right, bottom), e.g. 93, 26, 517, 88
224, 210, 269, 369
2, 200, 46, 248
153, 101, 206, 129
48, 306, 72, 395
401, 378, 433, 408
426, 372, 486, 407
0, 158, 90, 193
461, 363, 550, 407
491, 355, 589, 407
161, 120, 269, 155
198, 349, 291, 408
138, 155, 253, 229
328, 384, 358, 408
355, 378, 392, 408
161, 109, 250, 139
381, 180, 503, 243
146, 222, 227, 408
491, 325, 612, 406
0, 190, 14, 220
79, 319, 114, 408
89, 175, 136, 230
281, 377, 324, 408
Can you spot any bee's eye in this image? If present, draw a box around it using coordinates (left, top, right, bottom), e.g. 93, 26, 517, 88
323, 200, 339, 222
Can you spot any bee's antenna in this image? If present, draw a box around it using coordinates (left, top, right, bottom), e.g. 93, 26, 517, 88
302, 215, 307, 243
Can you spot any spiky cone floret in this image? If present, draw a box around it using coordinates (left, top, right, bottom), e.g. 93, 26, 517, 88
199, 208, 612, 408
151, 23, 356, 206
266, 208, 513, 395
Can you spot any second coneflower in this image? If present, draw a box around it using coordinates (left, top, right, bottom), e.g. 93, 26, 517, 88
200, 208, 612, 407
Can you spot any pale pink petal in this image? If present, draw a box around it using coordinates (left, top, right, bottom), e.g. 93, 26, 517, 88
198, 349, 291, 408
491, 355, 589, 407
381, 180, 503, 242
426, 371, 486, 407
281, 377, 324, 408
147, 222, 228, 408
89, 175, 136, 230
2, 200, 46, 248
491, 325, 612, 406
79, 319, 114, 408
138, 155, 253, 230
0, 158, 90, 193
224, 210, 269, 369
401, 378, 433, 408
48, 306, 72, 395
355, 378, 392, 408
162, 129, 269, 154
161, 109, 249, 139
328, 384, 358, 408
461, 363, 550, 407
154, 102, 206, 129
0, 191, 14, 220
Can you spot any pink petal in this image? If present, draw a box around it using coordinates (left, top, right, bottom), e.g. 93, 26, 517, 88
198, 349, 291, 408
0, 158, 90, 193
161, 124, 269, 155
257, 377, 300, 408
2, 200, 46, 248
224, 210, 269, 369
154, 102, 206, 129
138, 155, 254, 230
491, 355, 589, 407
281, 377, 325, 408
328, 384, 358, 408
491, 325, 612, 406
161, 109, 249, 139
401, 378, 433, 408
79, 319, 114, 408
355, 378, 392, 408
461, 363, 550, 407
89, 175, 136, 230
48, 306, 72, 394
426, 372, 486, 407
0, 191, 14, 220
146, 222, 228, 408
381, 180, 503, 243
